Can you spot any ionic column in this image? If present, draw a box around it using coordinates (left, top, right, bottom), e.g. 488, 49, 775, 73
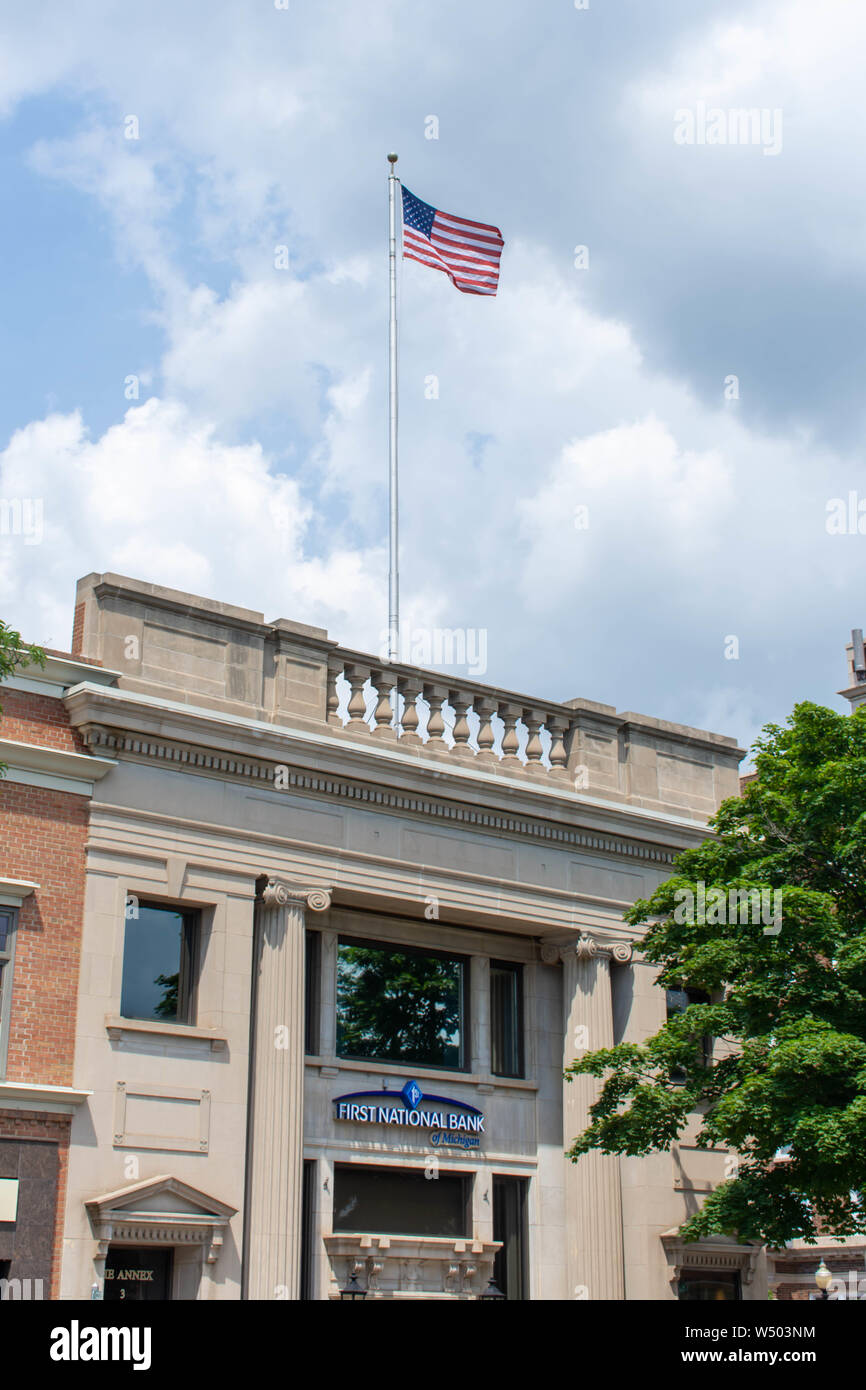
543, 932, 632, 1300
245, 878, 331, 1300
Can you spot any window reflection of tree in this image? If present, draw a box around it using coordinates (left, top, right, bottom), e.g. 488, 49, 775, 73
153, 972, 179, 1020
337, 944, 463, 1066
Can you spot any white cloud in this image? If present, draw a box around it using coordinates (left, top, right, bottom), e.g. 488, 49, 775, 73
0, 398, 385, 649
0, 0, 862, 747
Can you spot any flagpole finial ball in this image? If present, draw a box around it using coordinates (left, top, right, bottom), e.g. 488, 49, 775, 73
387, 152, 398, 164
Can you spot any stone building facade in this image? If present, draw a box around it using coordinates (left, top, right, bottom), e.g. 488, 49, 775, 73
39, 569, 764, 1300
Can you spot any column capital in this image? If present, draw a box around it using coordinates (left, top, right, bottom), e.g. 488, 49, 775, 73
539, 932, 632, 966
258, 878, 332, 913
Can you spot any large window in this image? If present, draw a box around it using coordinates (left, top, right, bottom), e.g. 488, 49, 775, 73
490, 961, 524, 1078
333, 1164, 471, 1238
120, 903, 199, 1025
0, 909, 17, 1080
336, 937, 468, 1070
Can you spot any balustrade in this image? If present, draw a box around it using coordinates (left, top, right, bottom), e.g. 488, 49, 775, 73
324, 649, 578, 788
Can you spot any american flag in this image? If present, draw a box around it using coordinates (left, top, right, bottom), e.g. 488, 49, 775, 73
400, 185, 504, 296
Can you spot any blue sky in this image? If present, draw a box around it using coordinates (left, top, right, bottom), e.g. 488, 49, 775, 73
0, 0, 864, 758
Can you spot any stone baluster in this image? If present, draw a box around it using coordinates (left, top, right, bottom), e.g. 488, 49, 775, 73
245, 880, 331, 1300
343, 663, 370, 731
326, 661, 342, 727
523, 708, 546, 772
475, 698, 498, 767
542, 932, 632, 1301
423, 683, 449, 749
370, 669, 396, 740
449, 690, 475, 761
498, 703, 523, 768
396, 676, 423, 745
547, 713, 571, 779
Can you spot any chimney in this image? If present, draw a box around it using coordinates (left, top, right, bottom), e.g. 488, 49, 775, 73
839, 628, 866, 711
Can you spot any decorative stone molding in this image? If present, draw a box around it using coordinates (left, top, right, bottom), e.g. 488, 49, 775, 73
661, 1229, 763, 1290
259, 879, 332, 912
76, 722, 679, 867
86, 1175, 236, 1268
324, 1234, 500, 1299
540, 932, 633, 966
112, 1081, 211, 1153
0, 878, 38, 908
105, 1015, 228, 1052
0, 1080, 91, 1114
0, 738, 116, 795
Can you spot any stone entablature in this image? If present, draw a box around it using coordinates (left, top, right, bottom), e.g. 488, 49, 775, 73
70, 571, 744, 819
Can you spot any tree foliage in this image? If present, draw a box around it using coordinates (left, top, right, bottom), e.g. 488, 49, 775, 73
566, 702, 866, 1247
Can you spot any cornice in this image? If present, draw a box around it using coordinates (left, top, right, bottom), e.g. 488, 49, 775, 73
0, 1081, 92, 1114
62, 683, 716, 842
79, 720, 682, 868
0, 738, 118, 795
92, 577, 268, 638
5, 652, 121, 695
0, 878, 38, 907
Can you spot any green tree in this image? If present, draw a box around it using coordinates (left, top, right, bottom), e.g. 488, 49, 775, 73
0, 619, 45, 775
566, 702, 866, 1248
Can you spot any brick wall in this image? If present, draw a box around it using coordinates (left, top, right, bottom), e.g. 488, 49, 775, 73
0, 679, 89, 1300
70, 605, 84, 657
0, 685, 88, 1087
0, 1110, 70, 1299
0, 687, 88, 754
0, 781, 87, 1086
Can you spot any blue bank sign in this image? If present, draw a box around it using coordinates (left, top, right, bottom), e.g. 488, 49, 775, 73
333, 1079, 484, 1149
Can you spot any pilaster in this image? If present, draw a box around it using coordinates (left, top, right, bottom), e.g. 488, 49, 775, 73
244, 878, 330, 1299
543, 932, 632, 1300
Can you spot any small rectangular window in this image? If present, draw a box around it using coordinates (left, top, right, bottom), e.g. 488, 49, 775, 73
0, 908, 18, 1081
492, 1175, 529, 1299
336, 936, 468, 1070
120, 903, 199, 1025
300, 1160, 316, 1300
490, 961, 524, 1078
333, 1164, 471, 1238
305, 930, 320, 1056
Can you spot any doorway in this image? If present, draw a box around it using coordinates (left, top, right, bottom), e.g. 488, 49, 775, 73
103, 1246, 173, 1301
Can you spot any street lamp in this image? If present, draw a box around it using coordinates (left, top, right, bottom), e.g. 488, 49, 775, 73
339, 1269, 367, 1301
814, 1260, 832, 1301
479, 1277, 506, 1300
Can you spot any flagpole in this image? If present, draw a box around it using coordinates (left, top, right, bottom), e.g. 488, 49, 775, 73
387, 151, 399, 663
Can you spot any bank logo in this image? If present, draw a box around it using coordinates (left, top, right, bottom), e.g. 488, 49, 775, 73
402, 1079, 423, 1109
